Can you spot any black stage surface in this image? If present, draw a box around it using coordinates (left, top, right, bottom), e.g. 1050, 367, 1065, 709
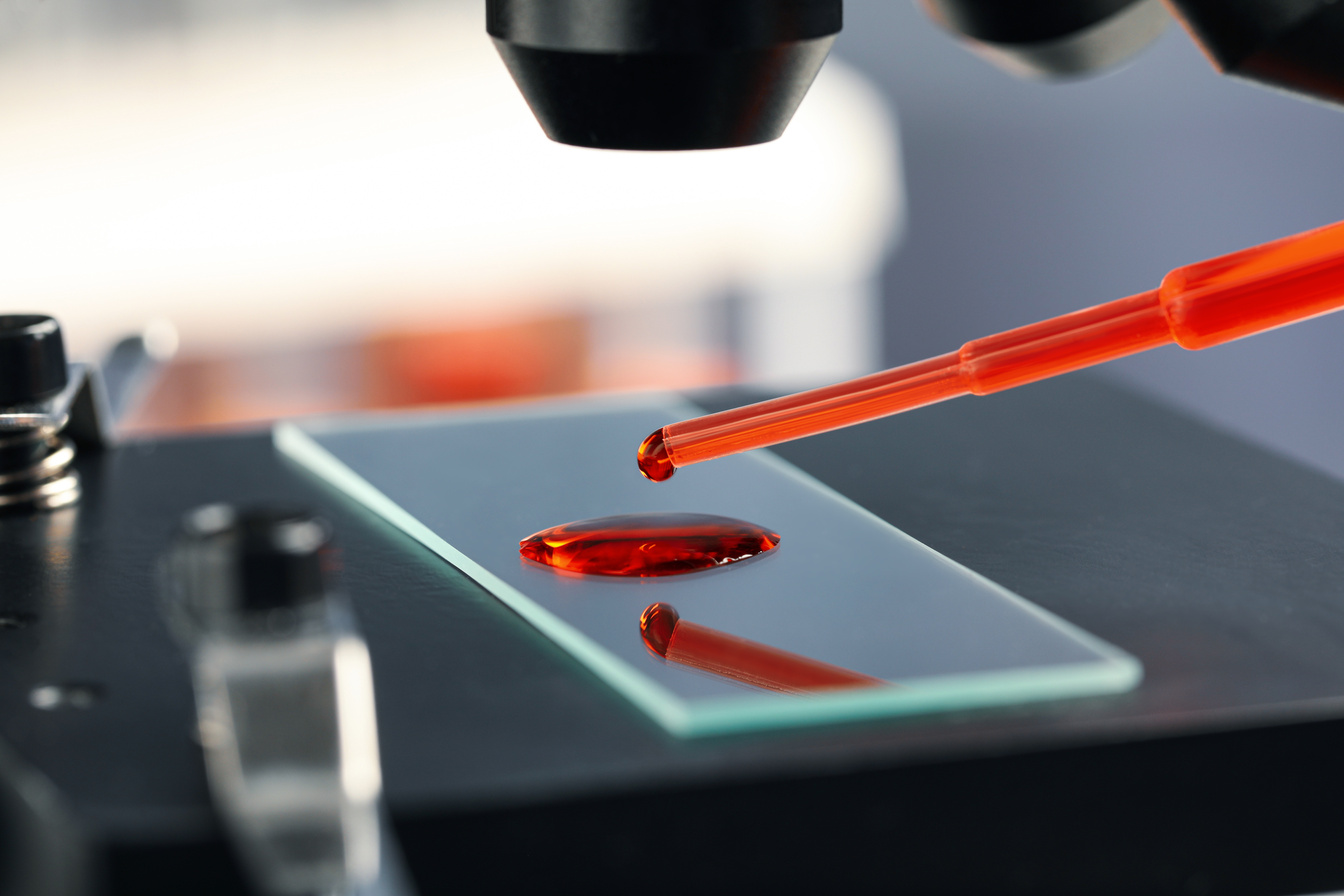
3, 375, 1343, 894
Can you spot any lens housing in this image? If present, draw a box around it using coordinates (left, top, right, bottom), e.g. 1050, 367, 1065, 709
1168, 0, 1344, 106
918, 0, 1169, 79
487, 0, 842, 150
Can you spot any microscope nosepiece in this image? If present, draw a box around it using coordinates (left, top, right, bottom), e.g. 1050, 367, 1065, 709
487, 0, 842, 151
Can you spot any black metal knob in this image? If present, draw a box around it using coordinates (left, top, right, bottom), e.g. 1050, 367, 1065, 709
0, 315, 68, 406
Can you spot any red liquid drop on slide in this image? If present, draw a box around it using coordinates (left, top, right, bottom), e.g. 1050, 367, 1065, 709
519, 513, 780, 577
637, 429, 675, 482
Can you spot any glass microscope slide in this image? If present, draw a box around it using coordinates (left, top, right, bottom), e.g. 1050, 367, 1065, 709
276, 395, 1139, 737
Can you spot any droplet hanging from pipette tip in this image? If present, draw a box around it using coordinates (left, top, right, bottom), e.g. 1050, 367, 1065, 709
640, 602, 679, 656
637, 428, 675, 482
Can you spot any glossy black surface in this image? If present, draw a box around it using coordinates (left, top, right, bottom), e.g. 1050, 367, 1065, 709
5, 377, 1344, 892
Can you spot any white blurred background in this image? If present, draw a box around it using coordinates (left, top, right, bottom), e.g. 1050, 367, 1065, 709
4, 0, 1344, 484
0, 0, 899, 429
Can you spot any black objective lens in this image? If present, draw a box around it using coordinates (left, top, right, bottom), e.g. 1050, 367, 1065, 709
918, 0, 1168, 79
1167, 0, 1344, 106
488, 0, 843, 151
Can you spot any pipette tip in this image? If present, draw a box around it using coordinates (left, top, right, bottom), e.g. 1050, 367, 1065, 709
639, 602, 679, 656
637, 428, 676, 482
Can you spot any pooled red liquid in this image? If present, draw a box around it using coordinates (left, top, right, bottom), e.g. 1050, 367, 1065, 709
519, 513, 779, 577
640, 602, 885, 694
636, 429, 675, 482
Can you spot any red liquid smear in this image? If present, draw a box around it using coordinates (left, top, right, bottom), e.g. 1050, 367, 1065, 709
644, 219, 1344, 473
636, 428, 675, 482
519, 513, 779, 577
639, 603, 885, 694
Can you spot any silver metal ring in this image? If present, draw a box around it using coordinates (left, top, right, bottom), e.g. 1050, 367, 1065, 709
0, 439, 74, 488
0, 470, 80, 510
0, 423, 58, 449
0, 435, 80, 511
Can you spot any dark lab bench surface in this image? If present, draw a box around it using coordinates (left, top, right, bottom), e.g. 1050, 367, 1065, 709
3, 375, 1343, 895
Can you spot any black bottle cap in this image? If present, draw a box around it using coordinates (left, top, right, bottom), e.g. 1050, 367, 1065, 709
0, 315, 68, 406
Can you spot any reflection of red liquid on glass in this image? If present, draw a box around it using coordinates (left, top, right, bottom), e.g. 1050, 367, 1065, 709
639, 220, 1344, 478
636, 429, 675, 482
639, 603, 886, 694
519, 513, 779, 577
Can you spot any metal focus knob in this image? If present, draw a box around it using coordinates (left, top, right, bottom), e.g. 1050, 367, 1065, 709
0, 316, 68, 407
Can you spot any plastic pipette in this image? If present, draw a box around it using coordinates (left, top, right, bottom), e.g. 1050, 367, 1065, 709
637, 218, 1344, 481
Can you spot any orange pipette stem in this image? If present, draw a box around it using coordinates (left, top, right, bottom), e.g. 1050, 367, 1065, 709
646, 219, 1344, 475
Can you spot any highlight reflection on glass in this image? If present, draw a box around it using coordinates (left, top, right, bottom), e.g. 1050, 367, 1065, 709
639, 603, 886, 694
